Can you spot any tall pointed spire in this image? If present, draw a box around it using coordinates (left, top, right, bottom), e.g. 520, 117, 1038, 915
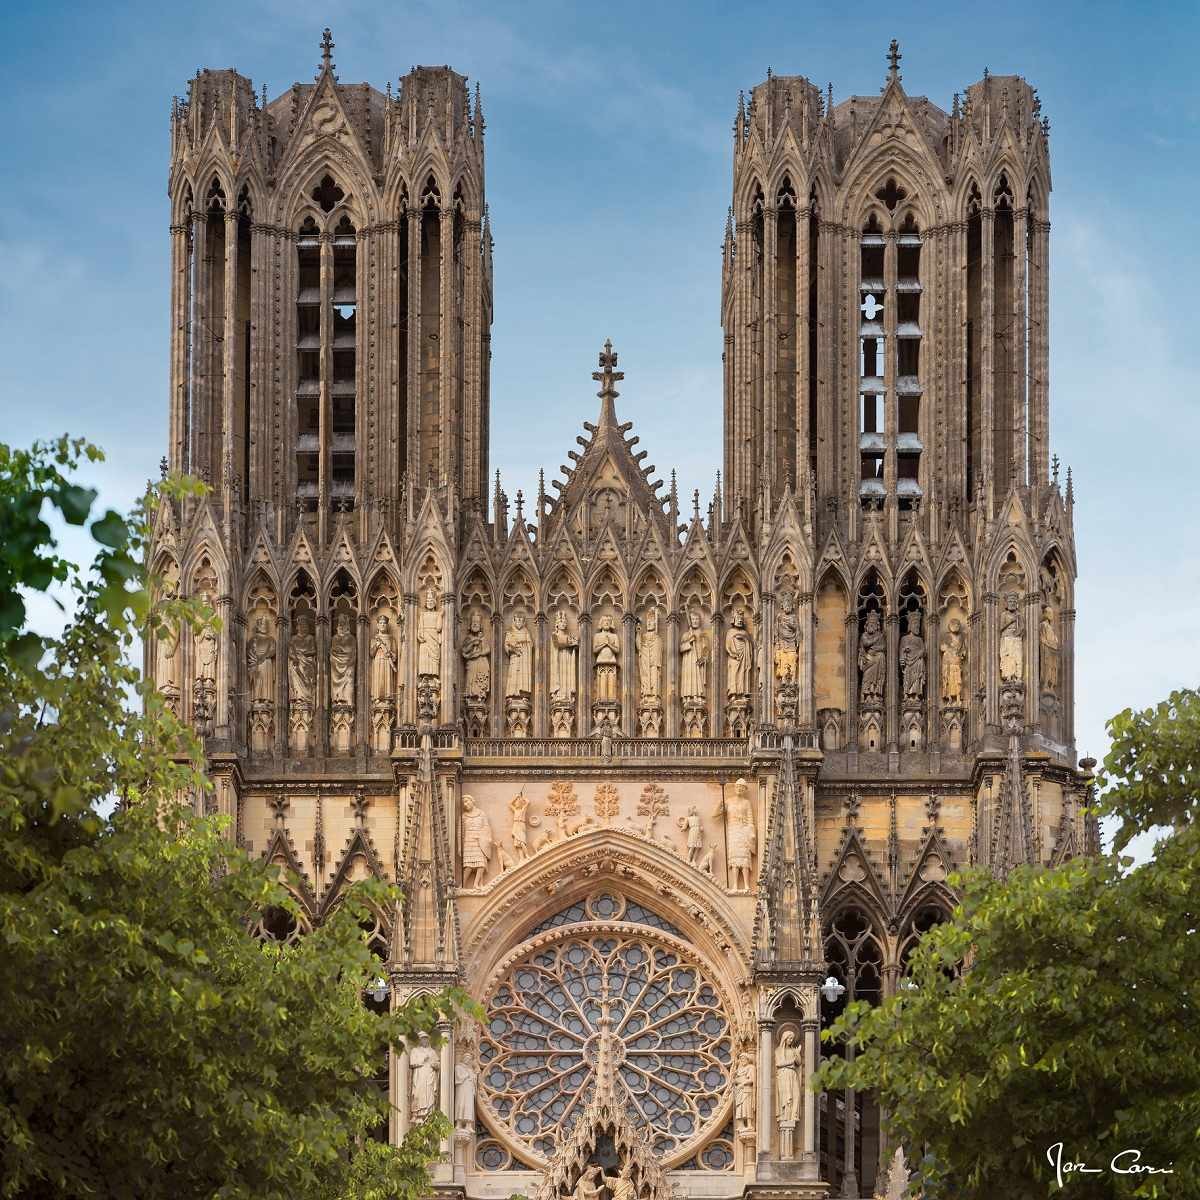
591, 338, 624, 429
318, 27, 336, 80
887, 38, 902, 85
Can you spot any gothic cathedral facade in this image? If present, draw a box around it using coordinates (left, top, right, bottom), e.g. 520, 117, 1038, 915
150, 33, 1096, 1199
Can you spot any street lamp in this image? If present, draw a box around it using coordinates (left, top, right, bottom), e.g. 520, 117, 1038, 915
367, 976, 390, 1004
820, 975, 846, 1004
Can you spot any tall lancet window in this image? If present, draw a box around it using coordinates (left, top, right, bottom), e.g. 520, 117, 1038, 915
895, 212, 923, 508
858, 214, 886, 497
993, 172, 1015, 494
775, 176, 798, 484
295, 215, 321, 512
331, 213, 358, 507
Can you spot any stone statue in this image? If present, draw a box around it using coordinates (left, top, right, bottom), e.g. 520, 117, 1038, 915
773, 592, 800, 684
288, 614, 317, 703
679, 608, 710, 701
329, 612, 356, 706
602, 1161, 636, 1200
858, 610, 885, 703
409, 1031, 439, 1122
571, 1165, 603, 1200
461, 794, 494, 889
734, 1050, 755, 1131
504, 612, 533, 697
774, 1028, 803, 1125
636, 608, 663, 699
550, 609, 578, 702
677, 805, 704, 866
416, 586, 442, 678
369, 614, 397, 701
453, 1049, 477, 1128
593, 615, 621, 703
898, 611, 926, 700
725, 608, 753, 697
509, 790, 532, 861
999, 593, 1024, 682
193, 594, 218, 683
461, 611, 490, 702
940, 617, 966, 705
1040, 604, 1060, 693
716, 777, 756, 892
155, 618, 179, 700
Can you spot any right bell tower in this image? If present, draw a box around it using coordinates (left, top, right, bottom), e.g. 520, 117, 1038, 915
722, 42, 1052, 538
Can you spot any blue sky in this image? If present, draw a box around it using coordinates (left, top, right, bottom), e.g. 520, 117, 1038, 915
2, 0, 1197, 849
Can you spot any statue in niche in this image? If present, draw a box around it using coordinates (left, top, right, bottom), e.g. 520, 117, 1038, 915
773, 591, 800, 684
416, 586, 442, 678
677, 804, 704, 866
734, 1050, 755, 1131
725, 608, 753, 697
369, 614, 397, 701
504, 612, 533, 697
329, 612, 356, 706
940, 617, 966, 705
716, 777, 756, 892
288, 614, 317, 704
247, 616, 277, 702
593, 614, 621, 703
453, 1047, 477, 1128
409, 1031, 439, 1122
679, 608, 710, 701
550, 609, 578, 702
636, 608, 663, 699
1040, 604, 1060, 693
461, 611, 490, 702
999, 593, 1024, 682
193, 593, 218, 685
858, 610, 886, 704
899, 611, 926, 700
775, 1028, 803, 1125
461, 794, 493, 889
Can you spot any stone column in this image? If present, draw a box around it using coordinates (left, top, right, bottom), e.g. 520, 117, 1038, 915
845, 609, 860, 754
622, 609, 636, 736
441, 591, 455, 726
801, 1017, 819, 1165
188, 209, 208, 475
438, 1019, 454, 1153
578, 611, 593, 735
710, 610, 724, 737
215, 592, 233, 740
168, 220, 190, 473
885, 611, 899, 756
664, 609, 680, 739
490, 609, 503, 737
756, 1016, 775, 1161
761, 590, 776, 725
534, 609, 548, 738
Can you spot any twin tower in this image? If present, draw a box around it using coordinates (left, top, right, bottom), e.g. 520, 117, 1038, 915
154, 33, 1091, 1199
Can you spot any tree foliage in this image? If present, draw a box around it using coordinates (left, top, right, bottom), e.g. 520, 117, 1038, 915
814, 692, 1200, 1199
0, 440, 472, 1200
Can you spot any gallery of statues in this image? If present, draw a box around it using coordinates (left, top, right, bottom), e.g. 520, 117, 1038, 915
151, 32, 1096, 1200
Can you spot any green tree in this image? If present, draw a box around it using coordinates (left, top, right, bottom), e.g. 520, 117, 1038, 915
815, 690, 1200, 1199
0, 439, 472, 1200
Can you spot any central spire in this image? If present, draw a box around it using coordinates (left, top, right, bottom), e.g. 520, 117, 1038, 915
592, 338, 624, 428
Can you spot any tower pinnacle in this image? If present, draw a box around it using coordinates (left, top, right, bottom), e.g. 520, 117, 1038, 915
592, 338, 624, 427
319, 28, 335, 78
887, 39, 902, 84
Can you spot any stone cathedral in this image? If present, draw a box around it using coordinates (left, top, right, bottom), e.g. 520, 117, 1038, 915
150, 32, 1097, 1200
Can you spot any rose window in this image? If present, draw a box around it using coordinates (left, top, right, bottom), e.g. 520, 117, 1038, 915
478, 893, 734, 1166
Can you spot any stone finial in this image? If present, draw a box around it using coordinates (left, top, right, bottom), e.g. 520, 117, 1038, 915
1051, 453, 1060, 486
159, 455, 169, 479
592, 338, 624, 428
887, 39, 902, 84
318, 28, 336, 79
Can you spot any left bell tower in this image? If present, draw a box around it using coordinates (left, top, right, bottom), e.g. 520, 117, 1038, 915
167, 29, 493, 540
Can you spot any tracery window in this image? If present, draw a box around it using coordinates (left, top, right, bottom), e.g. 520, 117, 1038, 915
478, 894, 734, 1167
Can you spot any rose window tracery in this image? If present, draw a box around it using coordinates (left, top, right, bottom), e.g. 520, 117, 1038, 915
478, 892, 734, 1166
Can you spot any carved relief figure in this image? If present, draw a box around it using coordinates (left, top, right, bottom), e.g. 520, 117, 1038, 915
775, 1028, 803, 1125
246, 615, 276, 753
899, 611, 926, 700
453, 1048, 477, 1128
155, 602, 180, 706
734, 1050, 755, 1130
194, 594, 219, 684
679, 608, 710, 701
773, 592, 800, 684
725, 608, 753, 697
417, 586, 442, 677
409, 1031, 439, 1121
637, 608, 663, 699
939, 617, 966, 705
369, 614, 397, 701
593, 615, 621, 703
461, 794, 494, 889
858, 610, 885, 703
504, 612, 533, 697
1040, 604, 1060, 693
999, 593, 1024, 682
461, 611, 490, 701
329, 612, 356, 706
602, 1160, 636, 1200
572, 1165, 603, 1200
550, 609, 578, 701
509, 791, 532, 861
717, 777, 756, 892
677, 805, 704, 866
288, 615, 318, 703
